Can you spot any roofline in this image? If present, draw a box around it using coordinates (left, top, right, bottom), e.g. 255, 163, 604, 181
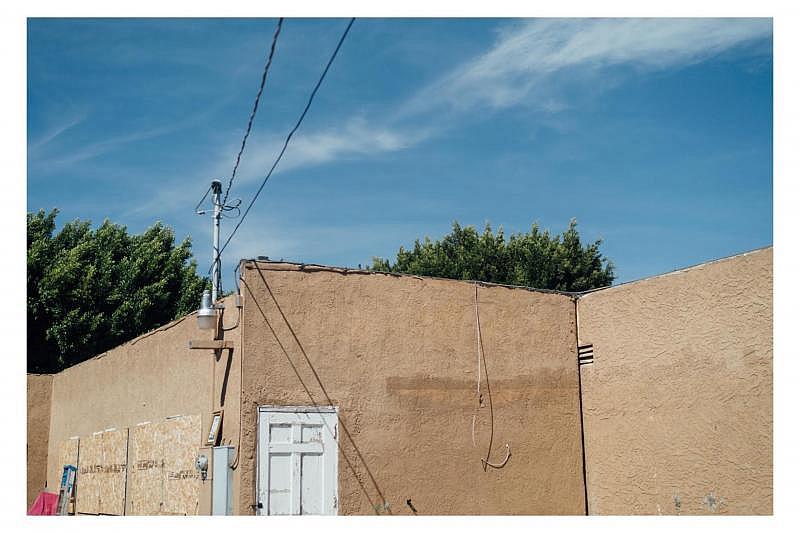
45, 293, 239, 375
239, 258, 581, 298
575, 244, 773, 297
239, 244, 772, 300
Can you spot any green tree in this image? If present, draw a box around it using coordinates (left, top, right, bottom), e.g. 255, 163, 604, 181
370, 219, 614, 291
27, 209, 210, 373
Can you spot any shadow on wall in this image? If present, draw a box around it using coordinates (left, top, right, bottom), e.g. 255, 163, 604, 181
242, 265, 393, 515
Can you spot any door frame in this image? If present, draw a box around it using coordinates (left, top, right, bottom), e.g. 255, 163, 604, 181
255, 405, 339, 516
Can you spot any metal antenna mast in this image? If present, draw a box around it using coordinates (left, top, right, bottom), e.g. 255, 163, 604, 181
210, 180, 222, 301
196, 179, 240, 302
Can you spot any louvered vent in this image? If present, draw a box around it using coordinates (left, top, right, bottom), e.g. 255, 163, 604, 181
578, 343, 594, 366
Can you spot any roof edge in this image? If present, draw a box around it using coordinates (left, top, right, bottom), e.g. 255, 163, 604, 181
49, 292, 239, 375
240, 258, 580, 298
575, 244, 773, 298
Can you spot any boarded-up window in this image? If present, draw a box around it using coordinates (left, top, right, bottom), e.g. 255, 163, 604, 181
98, 429, 128, 515
76, 432, 102, 514
127, 415, 201, 515
127, 422, 162, 515
62, 414, 201, 515
161, 415, 201, 515
74, 429, 128, 515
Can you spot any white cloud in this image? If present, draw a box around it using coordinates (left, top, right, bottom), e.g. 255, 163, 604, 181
129, 18, 772, 218
28, 112, 86, 153
236, 18, 771, 175
206, 116, 435, 189
403, 18, 771, 115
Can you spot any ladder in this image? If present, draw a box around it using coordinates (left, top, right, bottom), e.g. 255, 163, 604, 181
56, 465, 77, 515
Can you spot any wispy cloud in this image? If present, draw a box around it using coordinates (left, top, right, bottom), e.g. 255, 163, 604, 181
243, 18, 771, 175
406, 18, 771, 114
130, 18, 772, 218
29, 112, 87, 153
29, 95, 237, 176
28, 123, 182, 176
220, 116, 434, 187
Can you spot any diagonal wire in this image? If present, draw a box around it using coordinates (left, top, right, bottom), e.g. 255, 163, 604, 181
207, 17, 356, 278
193, 183, 213, 214
222, 17, 284, 207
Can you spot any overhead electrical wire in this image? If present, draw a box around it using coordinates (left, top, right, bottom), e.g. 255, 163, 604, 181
207, 17, 356, 277
222, 17, 284, 207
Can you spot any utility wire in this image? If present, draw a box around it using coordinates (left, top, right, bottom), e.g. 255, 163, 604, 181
193, 184, 213, 214
208, 17, 356, 277
222, 17, 284, 207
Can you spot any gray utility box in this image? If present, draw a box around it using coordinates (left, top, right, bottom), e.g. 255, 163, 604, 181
212, 446, 234, 515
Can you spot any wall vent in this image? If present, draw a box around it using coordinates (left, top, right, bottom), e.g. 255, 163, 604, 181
578, 344, 594, 366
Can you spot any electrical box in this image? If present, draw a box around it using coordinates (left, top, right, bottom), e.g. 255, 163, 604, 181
212, 446, 234, 515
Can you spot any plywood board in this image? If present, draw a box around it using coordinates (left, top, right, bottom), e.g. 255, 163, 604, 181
98, 428, 128, 515
76, 432, 102, 515
128, 422, 163, 515
160, 415, 201, 515
58, 437, 79, 469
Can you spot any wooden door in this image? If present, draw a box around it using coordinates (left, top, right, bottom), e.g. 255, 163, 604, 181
257, 407, 338, 516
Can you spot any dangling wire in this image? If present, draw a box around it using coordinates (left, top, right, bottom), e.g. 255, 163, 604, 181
222, 199, 242, 219
482, 444, 511, 470
471, 284, 483, 448
232, 261, 242, 295
472, 283, 511, 471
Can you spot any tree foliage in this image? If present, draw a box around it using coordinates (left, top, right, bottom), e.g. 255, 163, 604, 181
370, 219, 614, 292
27, 209, 210, 373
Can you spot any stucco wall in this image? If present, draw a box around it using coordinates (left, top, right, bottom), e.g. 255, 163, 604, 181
238, 262, 586, 515
45, 294, 243, 514
27, 373, 53, 509
577, 247, 773, 515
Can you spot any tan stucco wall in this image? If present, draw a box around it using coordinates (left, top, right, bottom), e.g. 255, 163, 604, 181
45, 293, 243, 514
577, 247, 773, 515
238, 262, 586, 515
27, 373, 53, 509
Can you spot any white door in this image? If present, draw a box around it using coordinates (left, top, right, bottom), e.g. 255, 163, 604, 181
257, 407, 338, 515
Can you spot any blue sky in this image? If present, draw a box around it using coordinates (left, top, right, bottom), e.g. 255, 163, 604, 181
27, 18, 773, 287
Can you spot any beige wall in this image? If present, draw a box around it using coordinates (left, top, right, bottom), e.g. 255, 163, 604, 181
27, 374, 53, 509
238, 262, 586, 515
577, 247, 772, 515
33, 248, 772, 516
45, 294, 243, 514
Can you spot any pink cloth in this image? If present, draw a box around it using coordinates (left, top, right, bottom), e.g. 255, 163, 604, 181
28, 491, 59, 515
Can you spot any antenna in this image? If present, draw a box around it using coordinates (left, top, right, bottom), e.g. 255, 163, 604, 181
210, 180, 222, 301
196, 179, 237, 302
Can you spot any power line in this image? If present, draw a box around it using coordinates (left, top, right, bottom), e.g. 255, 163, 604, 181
222, 17, 284, 207
207, 17, 356, 278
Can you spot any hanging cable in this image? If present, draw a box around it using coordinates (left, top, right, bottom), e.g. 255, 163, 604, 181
471, 283, 483, 448
207, 18, 356, 277
232, 260, 242, 295
472, 283, 511, 470
222, 18, 284, 207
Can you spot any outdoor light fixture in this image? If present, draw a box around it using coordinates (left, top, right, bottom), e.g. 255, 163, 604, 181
190, 289, 239, 351
197, 289, 216, 330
